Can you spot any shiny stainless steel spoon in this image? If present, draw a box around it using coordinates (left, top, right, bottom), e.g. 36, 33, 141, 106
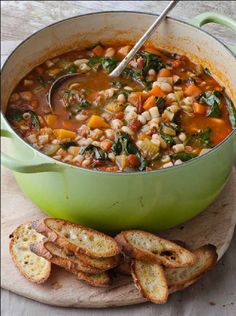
47, 0, 179, 111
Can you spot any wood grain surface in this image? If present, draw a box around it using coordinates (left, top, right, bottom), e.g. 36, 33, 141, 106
1, 1, 236, 315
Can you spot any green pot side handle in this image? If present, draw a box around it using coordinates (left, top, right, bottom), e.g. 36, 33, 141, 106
189, 12, 236, 55
1, 129, 62, 173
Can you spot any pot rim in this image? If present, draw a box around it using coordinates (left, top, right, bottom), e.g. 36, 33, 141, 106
1, 10, 236, 176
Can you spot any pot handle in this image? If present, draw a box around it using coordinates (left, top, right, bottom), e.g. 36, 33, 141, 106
1, 129, 62, 173
189, 12, 236, 55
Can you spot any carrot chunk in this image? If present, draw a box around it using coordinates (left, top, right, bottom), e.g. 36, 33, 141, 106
184, 84, 202, 97
143, 95, 156, 110
87, 115, 110, 129
149, 86, 165, 98
158, 68, 171, 77
92, 45, 104, 57
192, 102, 206, 115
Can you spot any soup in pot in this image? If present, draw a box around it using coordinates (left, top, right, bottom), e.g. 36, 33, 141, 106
6, 43, 235, 172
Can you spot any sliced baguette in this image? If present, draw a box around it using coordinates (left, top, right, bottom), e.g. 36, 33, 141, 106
9, 223, 51, 284
131, 259, 168, 304
32, 218, 120, 258
76, 252, 120, 270
167, 244, 218, 293
77, 271, 111, 287
30, 241, 101, 274
115, 230, 195, 268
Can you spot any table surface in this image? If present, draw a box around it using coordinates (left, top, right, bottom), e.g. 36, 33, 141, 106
1, 1, 236, 315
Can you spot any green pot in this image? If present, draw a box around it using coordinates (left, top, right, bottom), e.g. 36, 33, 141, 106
1, 11, 236, 232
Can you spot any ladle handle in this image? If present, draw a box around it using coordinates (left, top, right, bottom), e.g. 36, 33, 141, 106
109, 0, 179, 77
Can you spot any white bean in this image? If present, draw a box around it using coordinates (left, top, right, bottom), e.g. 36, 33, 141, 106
121, 126, 134, 135
117, 94, 126, 103
111, 119, 123, 130
178, 132, 187, 142
172, 144, 185, 153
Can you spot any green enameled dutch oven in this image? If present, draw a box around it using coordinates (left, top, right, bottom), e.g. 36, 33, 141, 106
1, 12, 236, 232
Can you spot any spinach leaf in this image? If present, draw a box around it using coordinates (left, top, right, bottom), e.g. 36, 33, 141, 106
186, 127, 212, 148
137, 51, 166, 76
200, 91, 222, 118
111, 132, 147, 170
76, 100, 91, 112
161, 134, 175, 146
155, 97, 166, 114
111, 81, 123, 88
101, 57, 117, 72
122, 67, 148, 88
26, 110, 40, 129
60, 141, 78, 150
171, 152, 197, 162
224, 95, 236, 128
111, 134, 123, 155
66, 64, 78, 74
79, 144, 108, 161
88, 57, 102, 68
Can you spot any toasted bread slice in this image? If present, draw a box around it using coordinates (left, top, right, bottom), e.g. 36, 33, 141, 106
9, 223, 51, 284
131, 259, 168, 304
77, 271, 111, 287
167, 244, 218, 293
32, 218, 120, 258
115, 230, 195, 268
76, 252, 120, 270
30, 241, 101, 274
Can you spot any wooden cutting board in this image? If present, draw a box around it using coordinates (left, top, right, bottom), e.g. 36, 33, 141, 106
1, 167, 236, 308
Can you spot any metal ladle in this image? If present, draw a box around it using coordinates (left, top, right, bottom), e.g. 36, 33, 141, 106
47, 0, 179, 111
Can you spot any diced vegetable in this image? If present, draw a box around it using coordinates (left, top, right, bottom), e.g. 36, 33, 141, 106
45, 114, 57, 127
42, 144, 60, 156
105, 100, 124, 113
87, 115, 110, 129
53, 129, 76, 140
158, 68, 171, 77
184, 84, 201, 97
138, 139, 159, 160
149, 86, 165, 97
143, 96, 156, 110
92, 45, 105, 57
192, 102, 206, 115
